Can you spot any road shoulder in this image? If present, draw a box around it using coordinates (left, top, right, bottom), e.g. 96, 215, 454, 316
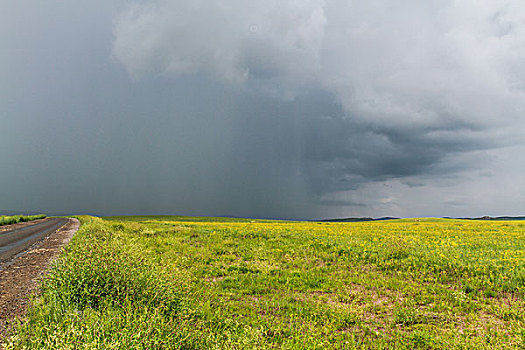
0, 218, 80, 341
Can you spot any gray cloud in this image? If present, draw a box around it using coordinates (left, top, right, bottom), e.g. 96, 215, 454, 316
113, 1, 525, 128
1, 0, 525, 219
110, 0, 525, 216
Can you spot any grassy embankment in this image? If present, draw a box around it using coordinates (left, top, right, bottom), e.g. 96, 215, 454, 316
0, 214, 46, 226
5, 216, 525, 349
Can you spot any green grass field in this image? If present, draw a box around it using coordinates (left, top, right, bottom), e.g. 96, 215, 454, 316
0, 214, 46, 226
6, 216, 525, 349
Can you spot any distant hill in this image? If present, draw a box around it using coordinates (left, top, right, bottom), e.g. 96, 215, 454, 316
0, 210, 43, 216
318, 217, 399, 222
320, 216, 525, 222
453, 216, 525, 221
0, 210, 83, 217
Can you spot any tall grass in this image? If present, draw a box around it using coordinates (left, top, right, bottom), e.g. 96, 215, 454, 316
6, 216, 201, 349
0, 214, 46, 226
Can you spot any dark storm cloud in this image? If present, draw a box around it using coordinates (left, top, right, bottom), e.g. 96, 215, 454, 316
299, 102, 506, 196
2, 0, 525, 219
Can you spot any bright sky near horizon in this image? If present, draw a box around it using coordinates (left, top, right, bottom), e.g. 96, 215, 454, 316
2, 1, 525, 219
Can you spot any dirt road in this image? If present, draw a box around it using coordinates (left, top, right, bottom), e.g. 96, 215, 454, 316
0, 218, 79, 342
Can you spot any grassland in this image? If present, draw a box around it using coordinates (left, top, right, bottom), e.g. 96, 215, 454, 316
6, 216, 525, 349
0, 214, 46, 226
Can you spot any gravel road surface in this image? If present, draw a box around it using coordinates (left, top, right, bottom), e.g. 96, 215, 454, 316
0, 218, 68, 263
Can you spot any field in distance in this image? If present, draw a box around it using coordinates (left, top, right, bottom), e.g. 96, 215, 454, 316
7, 216, 525, 349
0, 214, 46, 226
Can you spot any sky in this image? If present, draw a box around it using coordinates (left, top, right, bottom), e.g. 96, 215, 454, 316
1, 0, 525, 219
